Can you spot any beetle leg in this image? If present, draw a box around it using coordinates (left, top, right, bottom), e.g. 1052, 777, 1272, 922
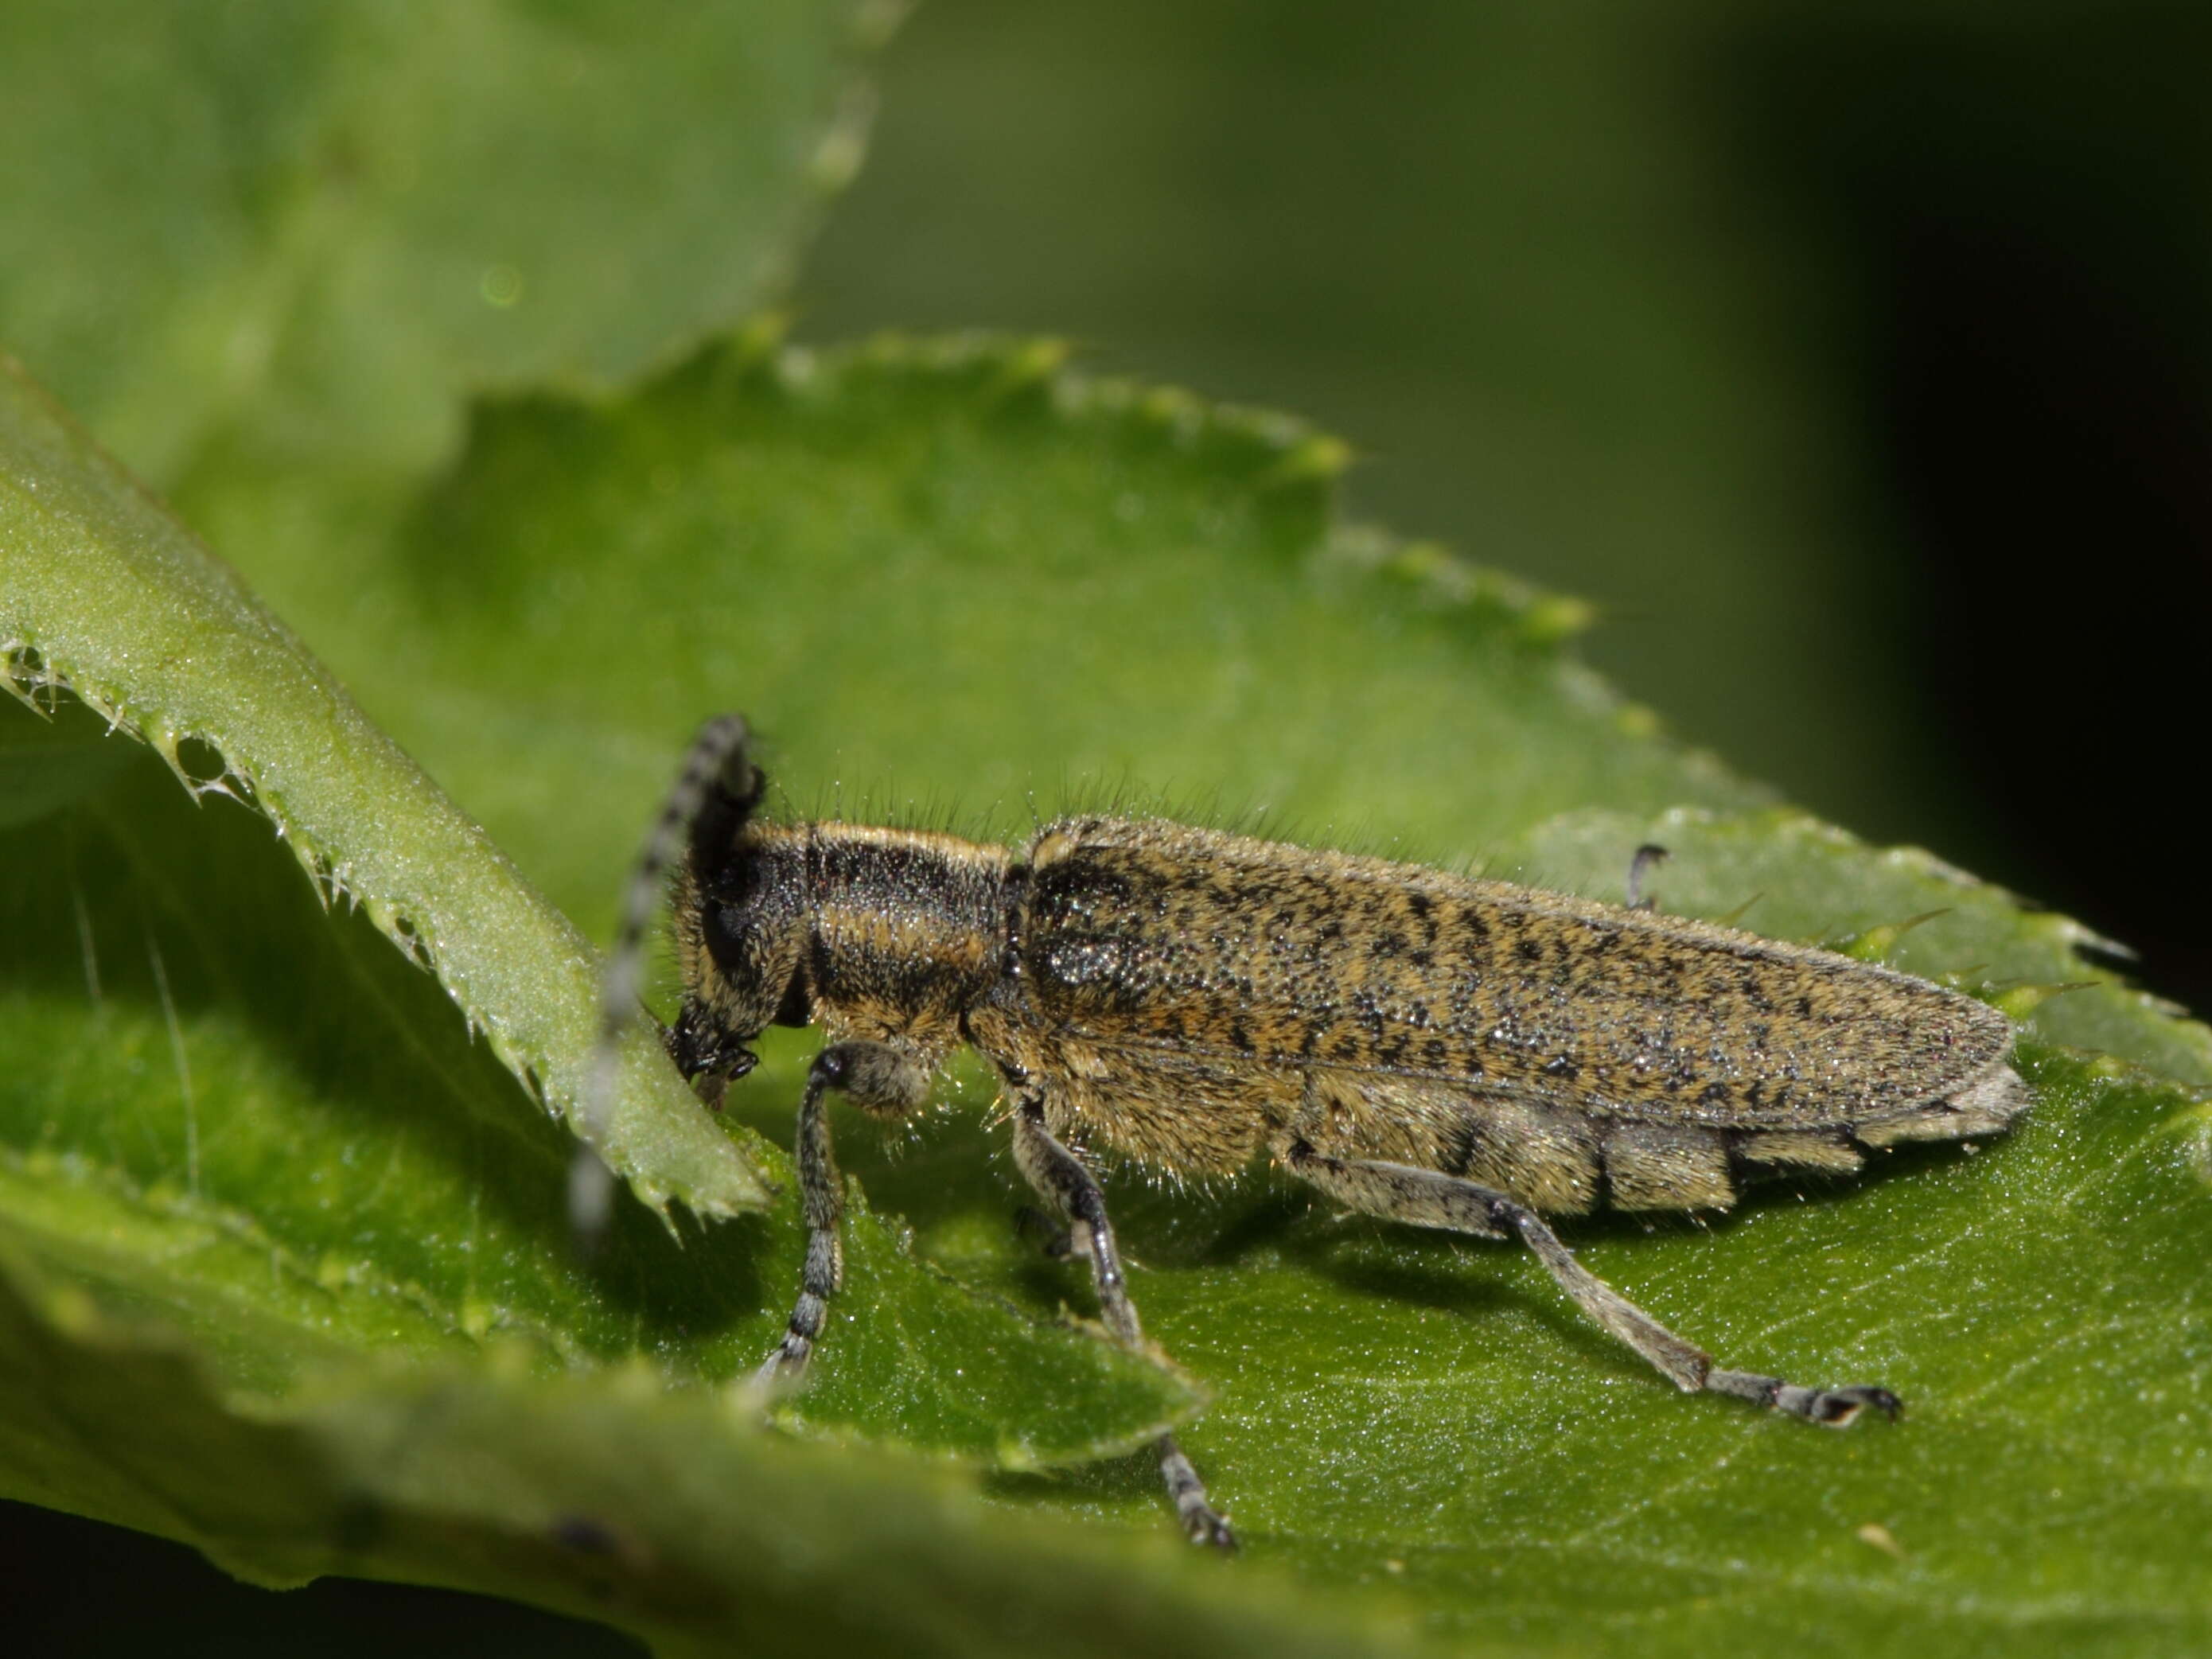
1281, 1139, 1902, 1427
1012, 1101, 1236, 1549
1011, 1103, 1144, 1351
1624, 842, 1669, 911
757, 1038, 932, 1385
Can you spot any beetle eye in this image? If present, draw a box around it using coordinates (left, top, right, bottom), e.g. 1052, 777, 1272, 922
707, 857, 758, 905
703, 897, 752, 981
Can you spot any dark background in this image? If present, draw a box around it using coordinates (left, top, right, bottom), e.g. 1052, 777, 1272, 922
12, 1, 2208, 1649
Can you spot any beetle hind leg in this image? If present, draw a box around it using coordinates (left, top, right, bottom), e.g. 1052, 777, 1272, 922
1625, 842, 1669, 910
1704, 1370, 1901, 1425
1279, 1137, 1902, 1427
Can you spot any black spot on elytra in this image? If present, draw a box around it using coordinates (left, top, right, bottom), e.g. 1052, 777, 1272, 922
1735, 968, 1776, 1011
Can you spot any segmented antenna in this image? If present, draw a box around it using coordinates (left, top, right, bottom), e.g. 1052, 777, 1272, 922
571, 714, 759, 1244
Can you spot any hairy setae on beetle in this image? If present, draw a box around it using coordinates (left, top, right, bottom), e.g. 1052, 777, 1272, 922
603, 715, 2029, 1548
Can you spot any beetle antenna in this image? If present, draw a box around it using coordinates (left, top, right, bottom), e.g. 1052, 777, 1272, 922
572, 715, 762, 1244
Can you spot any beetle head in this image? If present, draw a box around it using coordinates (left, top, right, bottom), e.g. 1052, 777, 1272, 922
664, 731, 813, 1103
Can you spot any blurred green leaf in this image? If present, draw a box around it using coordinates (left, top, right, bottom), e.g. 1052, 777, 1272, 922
0, 1253, 1390, 1659
0, 0, 894, 488
147, 330, 2208, 1653
0, 352, 769, 1227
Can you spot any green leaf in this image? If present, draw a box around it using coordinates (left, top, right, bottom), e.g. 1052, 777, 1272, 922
0, 352, 769, 1227
0, 1256, 1392, 1659
155, 331, 2204, 1652
6, 328, 2208, 1651
0, 0, 894, 487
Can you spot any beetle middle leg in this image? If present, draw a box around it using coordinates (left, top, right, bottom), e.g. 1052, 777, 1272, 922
1279, 1139, 1902, 1427
1011, 1100, 1237, 1549
757, 1038, 935, 1384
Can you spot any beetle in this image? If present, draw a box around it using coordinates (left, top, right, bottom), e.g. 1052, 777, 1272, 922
602, 715, 2028, 1548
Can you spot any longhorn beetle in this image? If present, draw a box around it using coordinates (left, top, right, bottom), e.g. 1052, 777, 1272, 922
601, 715, 2029, 1548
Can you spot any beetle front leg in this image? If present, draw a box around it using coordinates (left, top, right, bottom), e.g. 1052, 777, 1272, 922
757, 1039, 932, 1384
1011, 1101, 1236, 1550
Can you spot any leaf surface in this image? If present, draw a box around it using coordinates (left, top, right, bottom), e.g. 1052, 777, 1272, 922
146, 332, 2211, 1653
